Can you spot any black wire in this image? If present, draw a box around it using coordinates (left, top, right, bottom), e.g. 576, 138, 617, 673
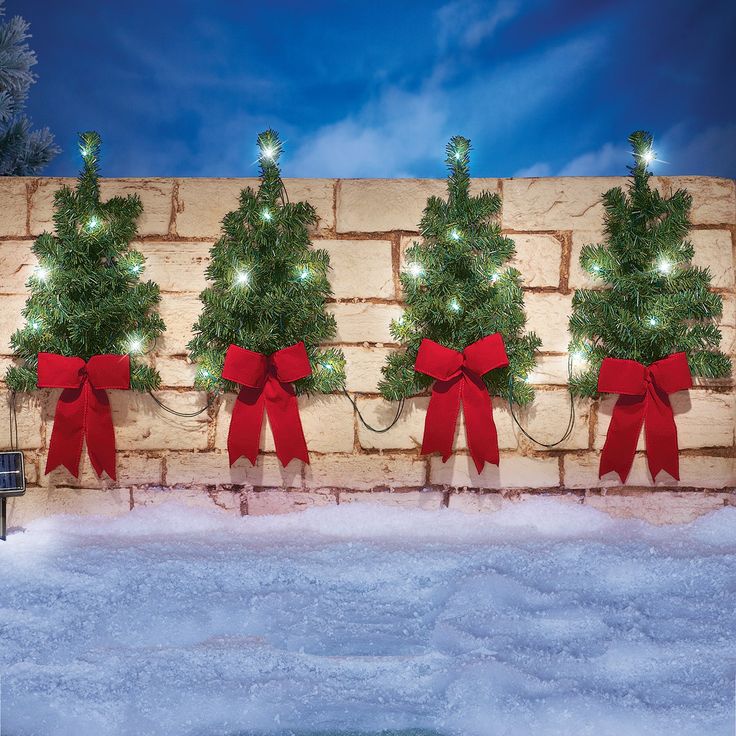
506, 357, 576, 448
9, 390, 18, 450
147, 390, 214, 418
342, 389, 405, 433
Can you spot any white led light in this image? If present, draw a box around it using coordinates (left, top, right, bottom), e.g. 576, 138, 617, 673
260, 144, 276, 160
127, 336, 144, 354
86, 215, 100, 232
299, 267, 310, 280
449, 228, 461, 241
449, 298, 461, 313
591, 264, 601, 273
234, 270, 250, 286
80, 147, 91, 159
130, 263, 142, 274
29, 320, 41, 331
657, 258, 672, 275
407, 262, 424, 278
322, 362, 334, 372
648, 317, 658, 327
642, 148, 655, 165
198, 368, 210, 379
261, 208, 272, 222
33, 265, 50, 282
490, 271, 500, 283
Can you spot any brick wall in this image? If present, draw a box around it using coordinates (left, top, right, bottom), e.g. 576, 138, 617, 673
1, 175, 734, 524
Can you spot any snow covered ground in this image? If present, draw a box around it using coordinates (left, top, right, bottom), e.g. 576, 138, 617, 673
1, 498, 735, 736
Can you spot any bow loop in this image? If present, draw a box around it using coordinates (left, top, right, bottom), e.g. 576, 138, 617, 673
598, 352, 692, 482
223, 342, 312, 467
415, 335, 509, 473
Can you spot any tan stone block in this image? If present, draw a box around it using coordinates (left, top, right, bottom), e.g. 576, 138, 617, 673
447, 491, 504, 513
0, 390, 43, 449
174, 178, 334, 238
305, 453, 426, 489
215, 393, 354, 454
0, 240, 35, 294
0, 178, 28, 236
511, 234, 562, 288
157, 292, 200, 355
719, 295, 735, 356
583, 489, 732, 524
356, 396, 428, 450
327, 302, 403, 344
155, 356, 197, 387
595, 390, 734, 450
6, 486, 130, 528
667, 177, 735, 225
100, 179, 174, 236
246, 489, 335, 515
399, 234, 422, 271
503, 177, 623, 231
133, 486, 242, 512
469, 179, 501, 197
318, 239, 394, 299
429, 453, 559, 489
569, 230, 605, 289
137, 241, 211, 293
0, 294, 26, 354
39, 452, 162, 488
27, 178, 73, 234
337, 179, 447, 233
525, 293, 573, 352
526, 355, 570, 385
514, 391, 589, 450
339, 489, 444, 509
690, 230, 734, 288
564, 452, 735, 489
343, 346, 392, 393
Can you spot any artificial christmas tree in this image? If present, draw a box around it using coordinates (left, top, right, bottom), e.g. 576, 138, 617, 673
569, 131, 732, 482
0, 0, 58, 175
379, 136, 540, 471
6, 131, 165, 479
188, 130, 345, 467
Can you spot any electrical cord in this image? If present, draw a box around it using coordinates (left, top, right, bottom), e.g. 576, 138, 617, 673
8, 390, 19, 450
147, 390, 214, 418
342, 388, 405, 433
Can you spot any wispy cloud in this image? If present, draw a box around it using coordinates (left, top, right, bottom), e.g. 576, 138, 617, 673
436, 0, 520, 50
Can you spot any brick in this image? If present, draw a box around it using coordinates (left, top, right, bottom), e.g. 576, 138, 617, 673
524, 292, 573, 352
133, 486, 242, 512
215, 393, 354, 454
155, 356, 197, 387
569, 230, 605, 289
29, 178, 173, 236
6, 487, 130, 528
318, 239, 394, 299
246, 489, 335, 515
667, 177, 735, 225
720, 295, 735, 356
526, 355, 570, 385
39, 452, 163, 488
157, 293, 201, 355
583, 489, 732, 524
447, 491, 504, 513
511, 234, 562, 288
503, 177, 622, 231
429, 453, 559, 489
0, 390, 43, 449
0, 295, 26, 354
564, 453, 735, 489
356, 396, 428, 450
514, 391, 589, 451
100, 179, 174, 236
137, 241, 210, 293
337, 179, 447, 233
339, 489, 444, 509
0, 240, 35, 294
174, 178, 334, 238
0, 178, 28, 236
690, 230, 734, 288
342, 346, 392, 392
305, 453, 426, 489
595, 390, 734, 450
327, 302, 403, 344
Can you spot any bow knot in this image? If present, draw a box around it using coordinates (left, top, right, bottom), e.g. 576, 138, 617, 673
415, 334, 509, 472
598, 352, 692, 482
37, 352, 130, 480
222, 342, 312, 467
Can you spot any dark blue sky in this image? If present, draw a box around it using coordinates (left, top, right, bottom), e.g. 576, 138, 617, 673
18, 0, 736, 178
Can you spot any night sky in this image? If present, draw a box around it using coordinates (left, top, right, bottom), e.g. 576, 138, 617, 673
17, 0, 736, 178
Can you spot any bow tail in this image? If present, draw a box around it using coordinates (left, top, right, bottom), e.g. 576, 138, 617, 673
599, 394, 646, 482
85, 386, 118, 480
264, 378, 309, 466
46, 386, 86, 478
228, 386, 266, 466
644, 385, 680, 480
463, 375, 500, 472
421, 378, 462, 463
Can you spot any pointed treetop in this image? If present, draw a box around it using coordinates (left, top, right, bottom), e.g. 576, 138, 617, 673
446, 135, 471, 202
79, 130, 101, 163
628, 130, 656, 176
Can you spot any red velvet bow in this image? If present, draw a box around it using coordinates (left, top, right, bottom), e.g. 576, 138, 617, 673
37, 352, 130, 480
415, 334, 509, 472
598, 352, 692, 482
222, 342, 312, 467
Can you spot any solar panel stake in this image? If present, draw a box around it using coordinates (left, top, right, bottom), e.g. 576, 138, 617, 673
1, 496, 6, 541
0, 451, 26, 541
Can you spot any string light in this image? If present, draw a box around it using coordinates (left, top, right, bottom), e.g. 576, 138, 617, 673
656, 257, 672, 275
130, 263, 142, 274
80, 146, 92, 159
406, 262, 424, 278
590, 264, 601, 274
449, 228, 461, 241
29, 320, 41, 331
299, 266, 310, 281
449, 298, 461, 313
571, 350, 588, 370
198, 368, 211, 379
648, 317, 658, 327
86, 215, 101, 232
33, 265, 50, 282
127, 336, 144, 354
490, 271, 500, 283
642, 148, 655, 165
321, 362, 335, 372
234, 270, 250, 286
260, 144, 276, 160
261, 208, 272, 222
